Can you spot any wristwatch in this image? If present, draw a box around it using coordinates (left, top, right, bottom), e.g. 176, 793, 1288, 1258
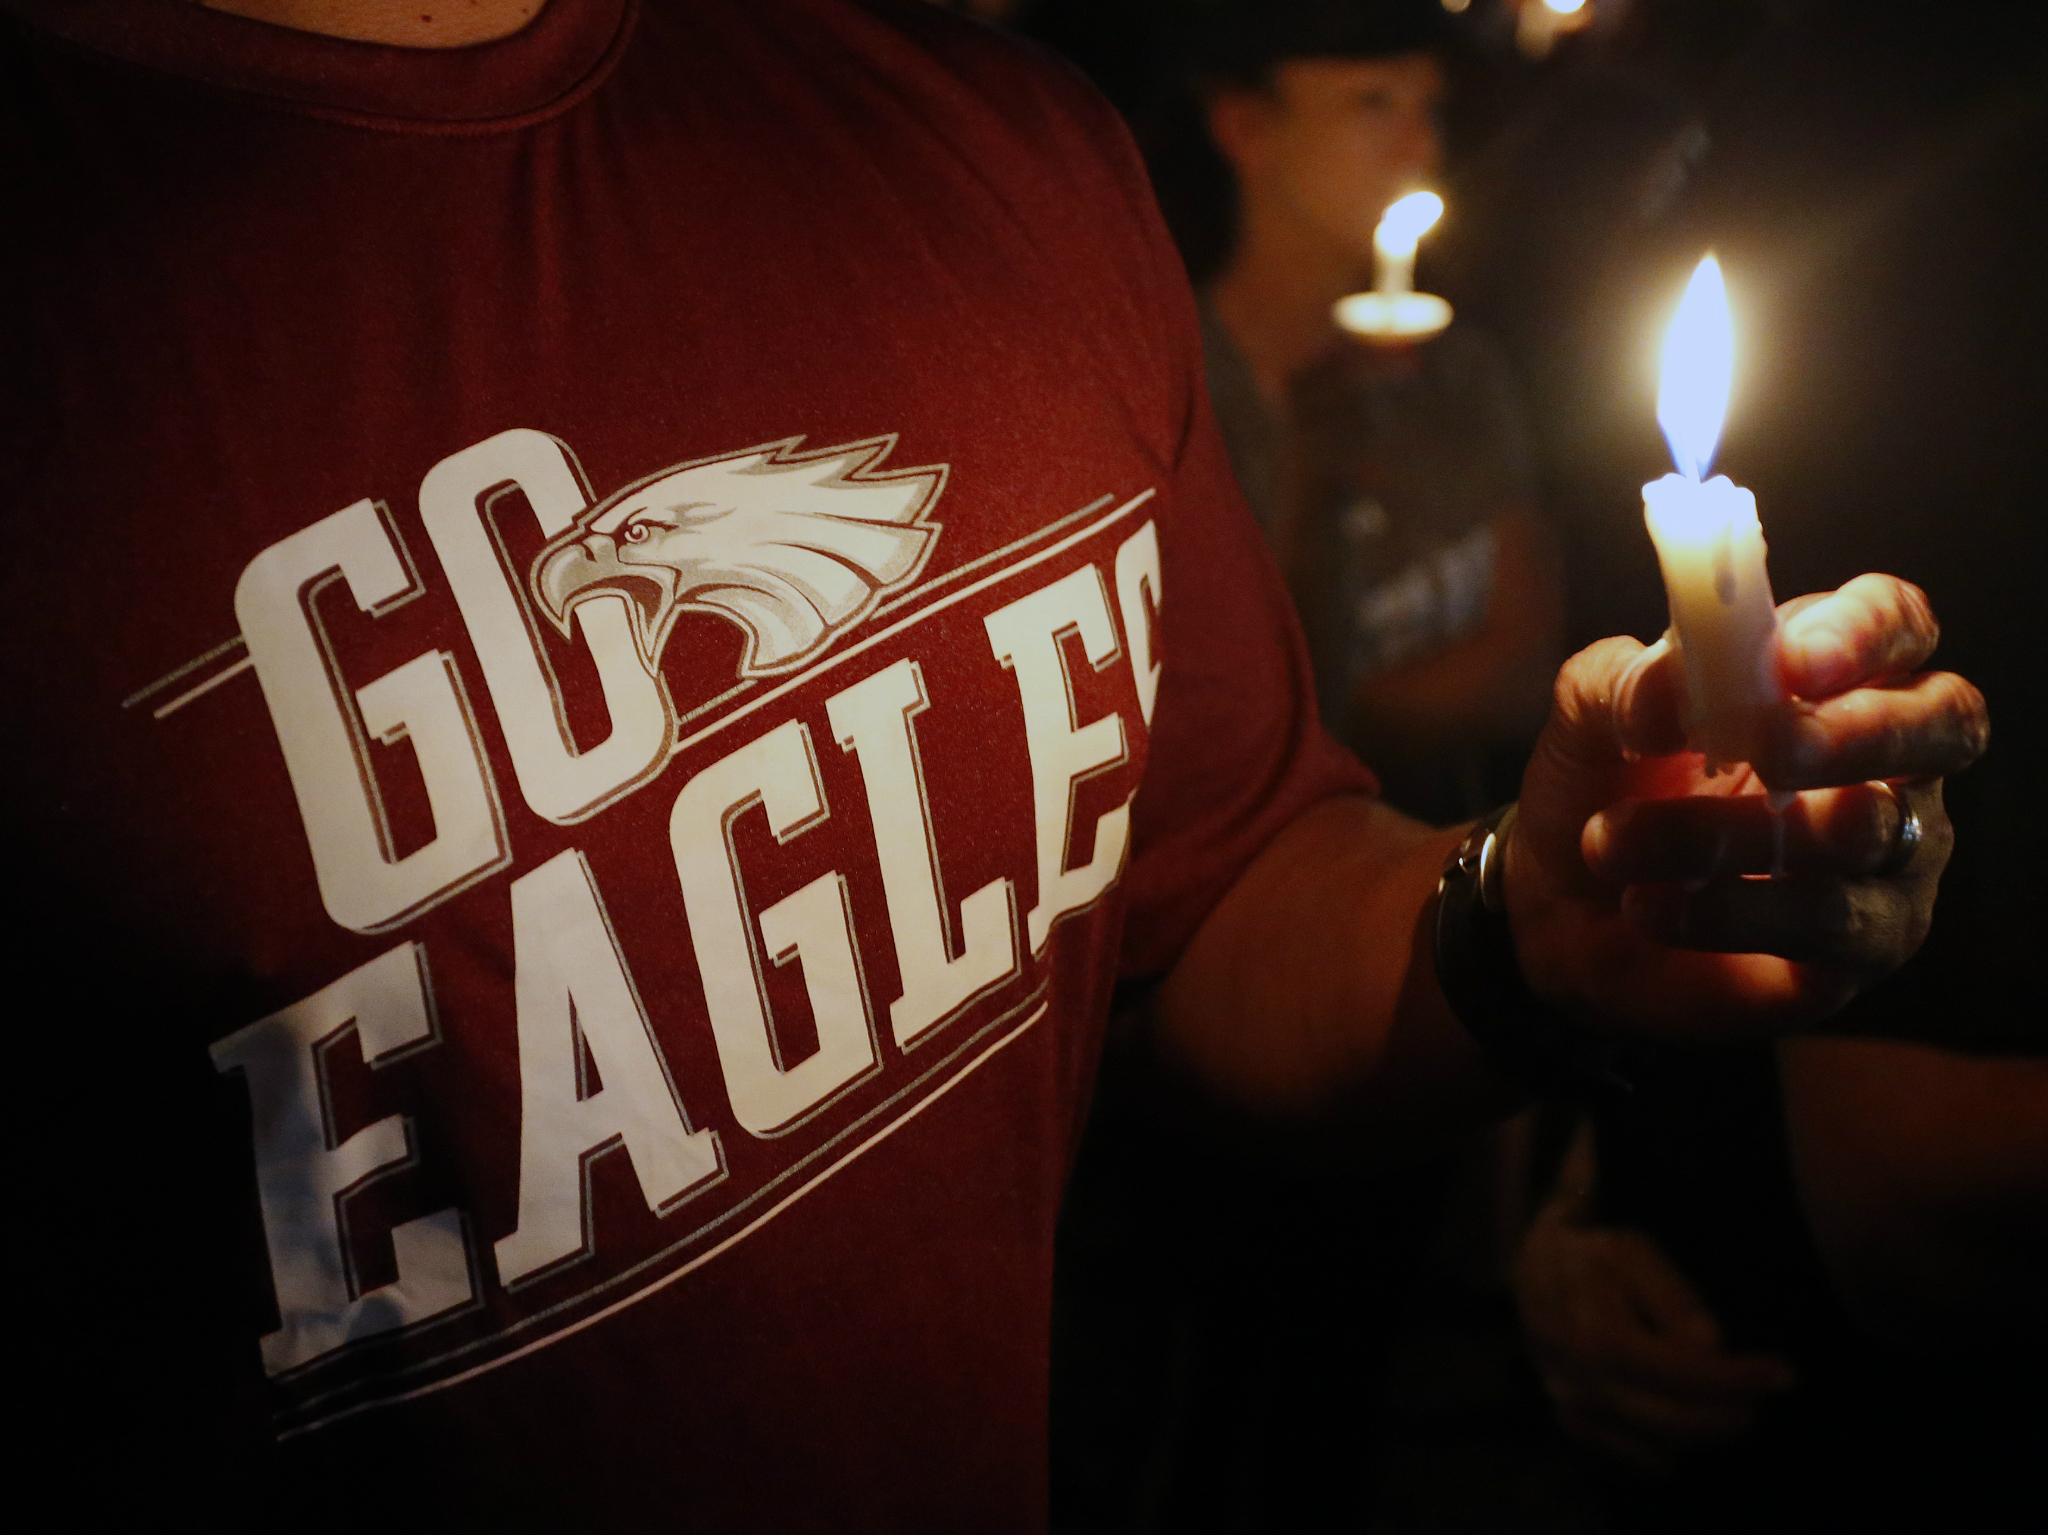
1433, 803, 1627, 1096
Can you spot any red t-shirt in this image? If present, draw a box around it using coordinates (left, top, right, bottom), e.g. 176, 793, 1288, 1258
2, 0, 1369, 1523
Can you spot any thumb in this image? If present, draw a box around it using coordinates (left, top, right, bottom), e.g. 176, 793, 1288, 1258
1517, 637, 1691, 885
1545, 635, 1689, 767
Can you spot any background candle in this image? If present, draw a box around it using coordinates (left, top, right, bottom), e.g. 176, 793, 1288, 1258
1335, 193, 1454, 344
1642, 256, 1782, 772
1372, 190, 1442, 297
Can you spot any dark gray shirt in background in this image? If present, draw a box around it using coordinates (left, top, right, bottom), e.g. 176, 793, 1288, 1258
1200, 303, 1541, 818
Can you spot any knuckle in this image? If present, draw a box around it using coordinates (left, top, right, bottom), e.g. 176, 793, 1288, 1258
1551, 663, 1582, 724
1932, 670, 1968, 715
1851, 704, 1908, 782
1871, 572, 1934, 632
1927, 801, 1957, 860
1806, 884, 1859, 947
1853, 786, 1897, 869
1902, 898, 1934, 956
1869, 706, 1909, 774
1832, 886, 1867, 940
1849, 572, 1893, 627
1554, 639, 1628, 727
1916, 673, 1987, 766
1903, 581, 1940, 650
1818, 909, 1867, 958
1855, 890, 1920, 972
1943, 675, 1991, 758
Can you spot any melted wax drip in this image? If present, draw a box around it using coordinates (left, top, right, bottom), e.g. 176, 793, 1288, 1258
1713, 535, 1738, 605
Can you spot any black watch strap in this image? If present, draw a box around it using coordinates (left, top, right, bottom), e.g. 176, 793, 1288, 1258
1433, 803, 1626, 1097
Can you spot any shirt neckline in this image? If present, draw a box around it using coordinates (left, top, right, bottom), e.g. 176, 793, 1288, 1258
4, 0, 635, 131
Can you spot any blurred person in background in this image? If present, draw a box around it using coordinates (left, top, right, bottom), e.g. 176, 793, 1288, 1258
1181, 0, 1565, 826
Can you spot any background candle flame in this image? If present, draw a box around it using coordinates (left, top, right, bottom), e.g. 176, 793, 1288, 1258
1374, 190, 1444, 260
1657, 255, 1735, 480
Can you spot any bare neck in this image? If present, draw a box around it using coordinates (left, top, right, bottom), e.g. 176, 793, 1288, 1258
197, 0, 546, 48
1207, 196, 1366, 405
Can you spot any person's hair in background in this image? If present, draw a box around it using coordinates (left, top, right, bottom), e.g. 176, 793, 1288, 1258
1149, 0, 1459, 288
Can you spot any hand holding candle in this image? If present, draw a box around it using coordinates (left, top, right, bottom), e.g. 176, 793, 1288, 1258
1504, 575, 1986, 1034
1641, 256, 1781, 774
1492, 251, 1990, 1037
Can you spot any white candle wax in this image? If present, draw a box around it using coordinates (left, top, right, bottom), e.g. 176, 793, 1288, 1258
1644, 256, 1781, 772
1642, 471, 1781, 770
1372, 191, 1441, 299
1374, 243, 1415, 297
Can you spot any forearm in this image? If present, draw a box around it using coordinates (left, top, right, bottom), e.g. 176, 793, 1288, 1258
1780, 1038, 2048, 1357
1151, 795, 1517, 1146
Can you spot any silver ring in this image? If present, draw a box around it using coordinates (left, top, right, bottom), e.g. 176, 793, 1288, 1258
1871, 781, 1923, 876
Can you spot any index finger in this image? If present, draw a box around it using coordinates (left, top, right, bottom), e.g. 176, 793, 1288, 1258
1778, 573, 1940, 698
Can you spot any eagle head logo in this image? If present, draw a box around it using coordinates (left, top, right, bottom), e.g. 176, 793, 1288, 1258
531, 434, 945, 679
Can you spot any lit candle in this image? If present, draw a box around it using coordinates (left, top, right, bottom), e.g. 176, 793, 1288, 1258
1641, 255, 1781, 773
1373, 189, 1441, 296
1333, 191, 1452, 344
1517, 0, 1593, 59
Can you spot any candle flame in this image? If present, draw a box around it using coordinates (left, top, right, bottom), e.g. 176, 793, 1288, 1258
1544, 0, 1587, 13
1374, 190, 1444, 260
1657, 255, 1734, 480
